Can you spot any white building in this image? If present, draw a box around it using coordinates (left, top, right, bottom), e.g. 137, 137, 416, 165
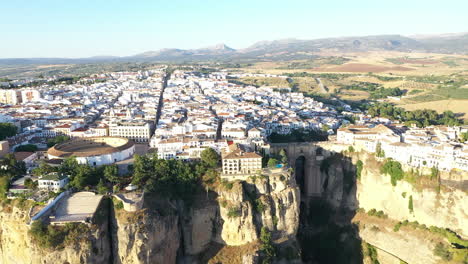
38, 173, 69, 192
0, 89, 21, 105
222, 148, 262, 176
20, 89, 41, 103
109, 121, 152, 143
47, 137, 135, 166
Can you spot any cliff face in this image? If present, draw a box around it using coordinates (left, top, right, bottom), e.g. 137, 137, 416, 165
0, 203, 110, 264
0, 170, 301, 264
112, 208, 180, 264
218, 175, 300, 246
356, 213, 449, 264
356, 153, 468, 238
318, 150, 467, 237
315, 148, 467, 263
181, 171, 301, 260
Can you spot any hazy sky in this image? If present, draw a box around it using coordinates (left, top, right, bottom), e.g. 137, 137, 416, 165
1, 0, 467, 58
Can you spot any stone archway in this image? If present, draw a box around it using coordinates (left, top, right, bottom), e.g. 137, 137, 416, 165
270, 142, 323, 197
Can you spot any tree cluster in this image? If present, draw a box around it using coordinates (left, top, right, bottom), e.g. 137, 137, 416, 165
29, 220, 89, 250
0, 154, 27, 199
380, 159, 404, 186
57, 157, 102, 190
367, 103, 463, 127
14, 144, 38, 152
131, 148, 219, 203
0, 123, 17, 140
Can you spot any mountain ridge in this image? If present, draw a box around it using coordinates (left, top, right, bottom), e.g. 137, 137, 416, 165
1, 33, 466, 64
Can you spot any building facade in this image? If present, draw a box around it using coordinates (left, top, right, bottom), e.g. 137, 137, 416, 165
38, 173, 69, 192
222, 149, 262, 175
109, 122, 152, 143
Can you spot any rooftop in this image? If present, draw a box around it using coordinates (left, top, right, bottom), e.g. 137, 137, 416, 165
223, 149, 262, 160
47, 136, 134, 158
40, 172, 68, 181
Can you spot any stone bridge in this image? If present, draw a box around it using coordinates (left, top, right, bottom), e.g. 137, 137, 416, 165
271, 142, 327, 197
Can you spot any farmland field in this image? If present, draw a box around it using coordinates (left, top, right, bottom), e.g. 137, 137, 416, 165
398, 100, 468, 119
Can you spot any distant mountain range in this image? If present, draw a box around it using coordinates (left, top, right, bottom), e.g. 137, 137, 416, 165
1, 33, 467, 65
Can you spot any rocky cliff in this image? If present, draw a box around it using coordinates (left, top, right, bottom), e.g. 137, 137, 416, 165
356, 153, 467, 238
355, 212, 452, 264
180, 170, 301, 262
0, 169, 301, 264
0, 201, 110, 264
315, 148, 467, 263
112, 205, 180, 264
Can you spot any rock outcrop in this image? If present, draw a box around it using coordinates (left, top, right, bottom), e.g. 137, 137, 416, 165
181, 170, 301, 259
356, 153, 468, 238
0, 169, 301, 264
314, 146, 467, 263
355, 212, 451, 264
112, 208, 180, 264
0, 203, 110, 264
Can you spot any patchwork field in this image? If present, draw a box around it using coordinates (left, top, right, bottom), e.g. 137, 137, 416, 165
398, 100, 468, 119
312, 63, 415, 73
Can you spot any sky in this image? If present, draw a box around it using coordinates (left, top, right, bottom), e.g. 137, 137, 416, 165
1, 0, 467, 58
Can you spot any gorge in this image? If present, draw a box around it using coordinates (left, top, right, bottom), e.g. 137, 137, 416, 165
0, 142, 466, 264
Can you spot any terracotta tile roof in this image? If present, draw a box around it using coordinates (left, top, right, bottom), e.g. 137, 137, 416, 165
223, 149, 261, 160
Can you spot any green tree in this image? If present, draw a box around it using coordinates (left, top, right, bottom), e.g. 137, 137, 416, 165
430, 167, 439, 180
461, 132, 468, 143
24, 178, 37, 189
0, 123, 17, 140
0, 176, 10, 199
279, 149, 288, 164
131, 154, 152, 187
267, 158, 279, 168
97, 179, 109, 194
375, 143, 385, 158
408, 195, 414, 213
69, 165, 97, 190
381, 159, 404, 186
321, 124, 330, 132
14, 144, 38, 152
103, 164, 120, 184
200, 148, 219, 168
0, 153, 26, 177
260, 227, 276, 264
356, 160, 363, 180
58, 156, 79, 176
32, 162, 56, 176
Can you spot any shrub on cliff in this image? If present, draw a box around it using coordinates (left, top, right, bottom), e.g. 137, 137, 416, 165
260, 227, 276, 264
434, 242, 452, 261
227, 207, 241, 218
356, 160, 363, 180
29, 220, 89, 250
408, 195, 414, 213
380, 159, 403, 186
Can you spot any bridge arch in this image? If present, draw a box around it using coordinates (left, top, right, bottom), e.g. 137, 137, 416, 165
270, 142, 323, 197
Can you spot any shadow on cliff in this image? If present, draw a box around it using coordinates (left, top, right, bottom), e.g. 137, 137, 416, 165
297, 152, 363, 264
183, 188, 225, 263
